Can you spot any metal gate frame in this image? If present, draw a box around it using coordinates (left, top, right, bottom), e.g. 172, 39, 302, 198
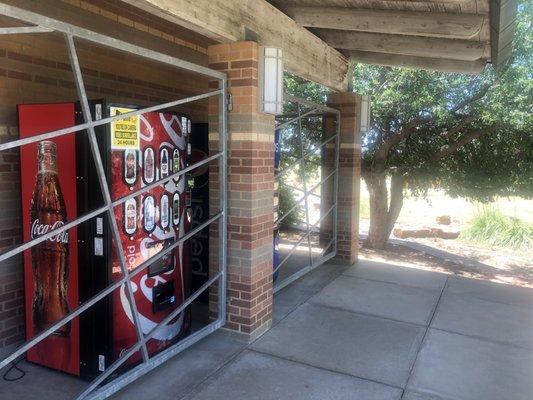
274, 94, 340, 293
0, 4, 227, 399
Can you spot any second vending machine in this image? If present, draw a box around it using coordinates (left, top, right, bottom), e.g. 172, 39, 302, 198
76, 101, 191, 375
76, 101, 192, 377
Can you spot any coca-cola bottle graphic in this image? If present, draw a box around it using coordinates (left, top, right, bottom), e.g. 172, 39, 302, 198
124, 150, 137, 186
124, 198, 137, 235
30, 141, 70, 336
172, 193, 180, 226
143, 147, 155, 184
172, 149, 180, 183
160, 148, 169, 178
143, 195, 156, 233
160, 194, 170, 230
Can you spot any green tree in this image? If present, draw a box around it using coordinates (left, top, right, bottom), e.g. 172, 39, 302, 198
285, 4, 532, 249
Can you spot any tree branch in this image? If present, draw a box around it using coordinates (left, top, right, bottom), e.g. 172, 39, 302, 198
432, 126, 495, 162
450, 83, 492, 114
372, 81, 493, 172
441, 115, 479, 139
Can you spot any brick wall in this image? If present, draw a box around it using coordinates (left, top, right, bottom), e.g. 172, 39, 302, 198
0, 126, 23, 352
0, 0, 212, 351
207, 42, 275, 339
326, 93, 362, 264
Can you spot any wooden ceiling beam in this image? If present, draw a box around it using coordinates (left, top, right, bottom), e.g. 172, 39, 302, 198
269, 0, 489, 15
121, 0, 349, 91
286, 6, 488, 40
346, 50, 487, 74
318, 29, 490, 61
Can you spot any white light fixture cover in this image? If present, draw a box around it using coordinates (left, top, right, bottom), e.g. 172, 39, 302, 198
259, 46, 283, 115
360, 95, 371, 133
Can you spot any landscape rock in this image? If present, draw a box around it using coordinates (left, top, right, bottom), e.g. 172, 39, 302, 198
430, 227, 460, 239
393, 227, 433, 239
393, 226, 460, 240
436, 215, 452, 225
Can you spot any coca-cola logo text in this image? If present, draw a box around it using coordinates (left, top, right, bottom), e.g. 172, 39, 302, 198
31, 219, 69, 243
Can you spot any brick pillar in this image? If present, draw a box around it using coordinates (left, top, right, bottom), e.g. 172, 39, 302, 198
207, 42, 274, 340
326, 93, 361, 265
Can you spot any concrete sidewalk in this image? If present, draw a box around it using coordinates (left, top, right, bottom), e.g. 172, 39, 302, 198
115, 259, 533, 400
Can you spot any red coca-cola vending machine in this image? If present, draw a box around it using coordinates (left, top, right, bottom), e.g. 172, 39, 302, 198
19, 100, 192, 379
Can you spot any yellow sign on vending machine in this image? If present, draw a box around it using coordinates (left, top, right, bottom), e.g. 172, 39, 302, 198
110, 107, 140, 150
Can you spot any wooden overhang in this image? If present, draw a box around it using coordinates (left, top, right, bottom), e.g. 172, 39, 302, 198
122, 0, 350, 91
268, 0, 518, 75
5, 0, 515, 91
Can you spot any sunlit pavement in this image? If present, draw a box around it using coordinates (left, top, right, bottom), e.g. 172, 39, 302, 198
115, 259, 533, 400
4, 259, 531, 400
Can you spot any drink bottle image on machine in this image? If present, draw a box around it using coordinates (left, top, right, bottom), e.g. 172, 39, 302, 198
30, 141, 71, 336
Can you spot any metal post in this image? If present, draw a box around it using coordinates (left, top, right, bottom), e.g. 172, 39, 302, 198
64, 34, 149, 363
296, 105, 314, 266
332, 111, 341, 256
218, 78, 228, 323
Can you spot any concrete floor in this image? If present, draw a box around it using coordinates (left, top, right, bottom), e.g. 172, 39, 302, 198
2, 259, 532, 399
120, 259, 533, 400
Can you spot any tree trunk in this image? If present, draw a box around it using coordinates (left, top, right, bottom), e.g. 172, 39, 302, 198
364, 172, 405, 249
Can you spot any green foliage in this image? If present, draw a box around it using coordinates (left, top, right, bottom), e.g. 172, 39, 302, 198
461, 208, 533, 251
350, 3, 532, 201
278, 183, 304, 229
279, 72, 329, 176
283, 72, 329, 105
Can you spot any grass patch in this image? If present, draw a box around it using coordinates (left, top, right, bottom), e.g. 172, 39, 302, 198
461, 208, 532, 251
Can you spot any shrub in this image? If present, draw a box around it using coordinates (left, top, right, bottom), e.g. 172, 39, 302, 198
461, 208, 532, 251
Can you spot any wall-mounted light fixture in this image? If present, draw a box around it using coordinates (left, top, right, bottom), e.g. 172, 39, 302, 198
360, 94, 371, 133
259, 46, 283, 115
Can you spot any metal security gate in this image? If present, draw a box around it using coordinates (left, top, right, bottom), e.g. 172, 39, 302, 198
0, 4, 227, 399
273, 94, 339, 293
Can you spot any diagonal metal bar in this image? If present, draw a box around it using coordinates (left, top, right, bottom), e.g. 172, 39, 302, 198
65, 34, 149, 363
146, 272, 222, 340
284, 184, 321, 198
0, 3, 225, 80
284, 94, 339, 115
274, 204, 335, 274
274, 251, 336, 294
0, 26, 53, 34
319, 237, 336, 258
276, 169, 336, 227
0, 151, 221, 265
275, 133, 338, 180
75, 271, 223, 400
0, 211, 222, 371
275, 107, 320, 131
0, 90, 221, 152
86, 319, 223, 400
